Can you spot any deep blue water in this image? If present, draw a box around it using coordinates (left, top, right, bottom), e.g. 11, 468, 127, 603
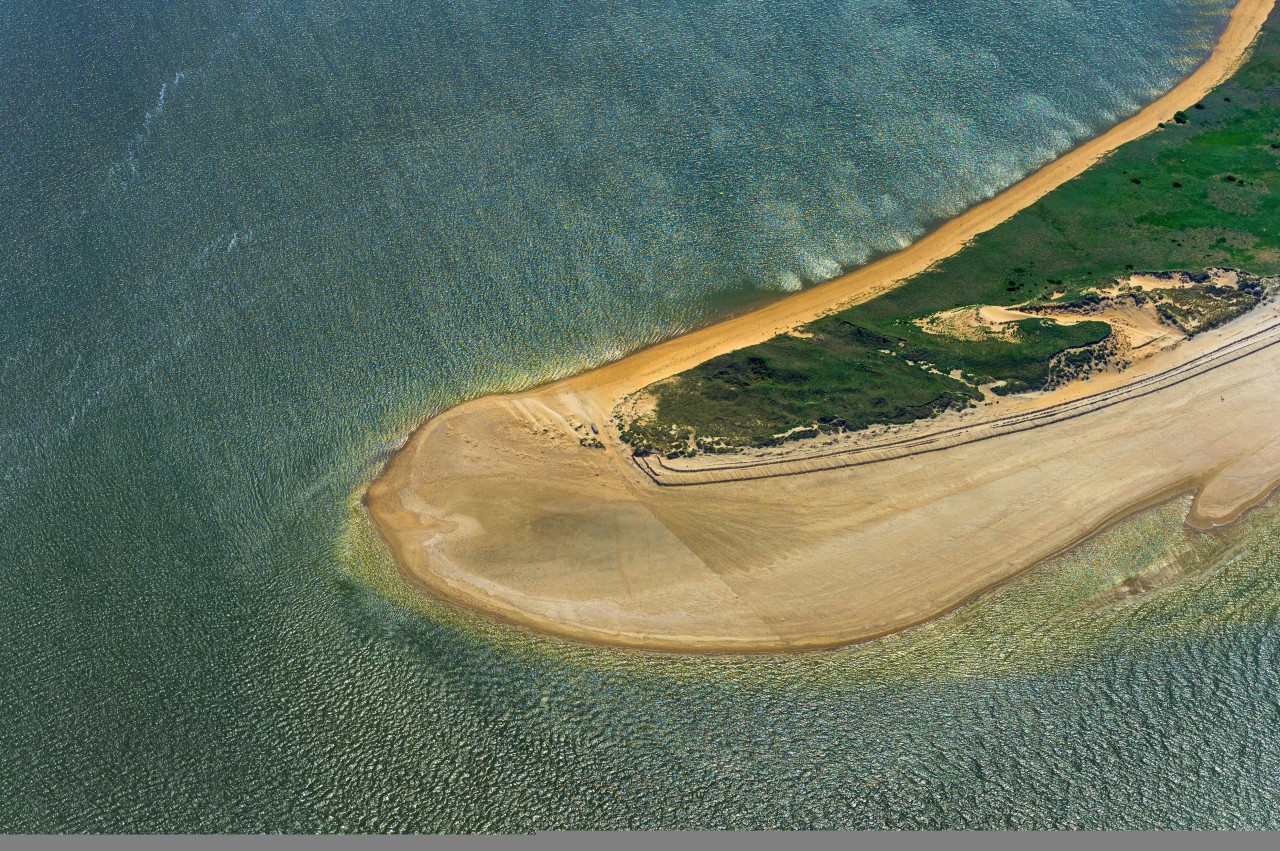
4, 0, 1279, 831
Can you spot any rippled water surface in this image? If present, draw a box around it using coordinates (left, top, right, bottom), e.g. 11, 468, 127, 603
3, 0, 1278, 831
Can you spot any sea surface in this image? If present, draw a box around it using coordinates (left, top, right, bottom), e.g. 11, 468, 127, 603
2, 0, 1276, 831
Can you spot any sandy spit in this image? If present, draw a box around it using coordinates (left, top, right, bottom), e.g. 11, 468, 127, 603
366, 0, 1279, 653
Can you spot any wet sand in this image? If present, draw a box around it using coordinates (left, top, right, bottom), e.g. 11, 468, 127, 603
366, 0, 1279, 652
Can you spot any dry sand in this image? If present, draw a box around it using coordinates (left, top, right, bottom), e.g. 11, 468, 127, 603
366, 0, 1279, 652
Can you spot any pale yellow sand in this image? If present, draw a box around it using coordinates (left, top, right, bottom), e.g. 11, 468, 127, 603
366, 0, 1279, 652
921, 285, 1182, 352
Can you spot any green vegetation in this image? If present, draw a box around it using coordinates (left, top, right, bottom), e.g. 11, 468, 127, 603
624, 18, 1280, 457
1150, 275, 1268, 333
621, 317, 1111, 455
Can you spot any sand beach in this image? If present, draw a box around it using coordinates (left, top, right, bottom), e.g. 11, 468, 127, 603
366, 0, 1279, 652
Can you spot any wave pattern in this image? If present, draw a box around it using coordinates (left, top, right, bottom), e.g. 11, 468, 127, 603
4, 0, 1277, 832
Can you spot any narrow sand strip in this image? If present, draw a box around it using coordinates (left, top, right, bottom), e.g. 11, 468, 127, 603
539, 0, 1276, 416
366, 0, 1279, 652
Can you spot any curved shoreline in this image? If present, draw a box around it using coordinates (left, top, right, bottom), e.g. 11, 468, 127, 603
368, 304, 1280, 652
468, 0, 1274, 413
366, 0, 1279, 654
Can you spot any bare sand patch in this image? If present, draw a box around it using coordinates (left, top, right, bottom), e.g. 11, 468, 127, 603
1103, 267, 1241, 295
915, 306, 1023, 342
367, 303, 1280, 651
921, 287, 1188, 361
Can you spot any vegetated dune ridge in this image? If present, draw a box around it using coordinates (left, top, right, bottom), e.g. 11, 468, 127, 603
366, 0, 1279, 652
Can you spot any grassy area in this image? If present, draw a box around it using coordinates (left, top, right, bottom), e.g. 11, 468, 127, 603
1151, 276, 1267, 333
622, 12, 1280, 457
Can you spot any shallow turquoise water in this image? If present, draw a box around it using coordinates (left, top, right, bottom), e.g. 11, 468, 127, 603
4, 0, 1279, 832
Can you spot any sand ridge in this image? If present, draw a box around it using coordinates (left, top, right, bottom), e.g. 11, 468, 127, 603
366, 0, 1280, 653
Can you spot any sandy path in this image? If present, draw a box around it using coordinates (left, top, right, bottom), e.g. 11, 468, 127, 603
366, 0, 1279, 652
